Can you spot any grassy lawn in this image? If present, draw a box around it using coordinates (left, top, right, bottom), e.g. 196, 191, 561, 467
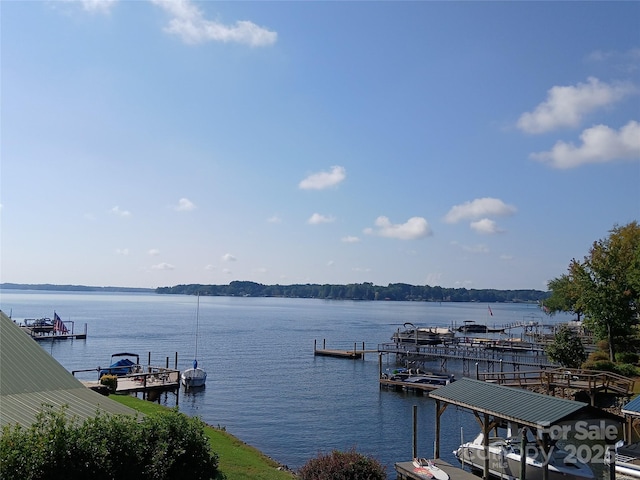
110, 395, 297, 480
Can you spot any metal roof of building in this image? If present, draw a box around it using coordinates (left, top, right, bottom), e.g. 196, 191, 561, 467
622, 395, 640, 416
0, 310, 137, 428
429, 377, 592, 428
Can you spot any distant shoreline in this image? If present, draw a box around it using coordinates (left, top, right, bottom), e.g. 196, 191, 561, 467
0, 283, 155, 294
1, 281, 549, 304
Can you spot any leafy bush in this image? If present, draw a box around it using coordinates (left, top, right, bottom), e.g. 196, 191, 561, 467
586, 350, 610, 363
616, 352, 639, 365
582, 360, 617, 372
0, 404, 220, 480
99, 374, 118, 393
298, 447, 386, 480
614, 363, 639, 377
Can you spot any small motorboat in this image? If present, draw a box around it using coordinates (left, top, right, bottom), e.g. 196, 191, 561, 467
99, 352, 140, 378
392, 322, 456, 345
454, 431, 594, 480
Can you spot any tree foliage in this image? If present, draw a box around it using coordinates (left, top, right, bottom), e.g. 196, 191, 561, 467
545, 325, 587, 368
546, 222, 640, 361
157, 281, 547, 303
0, 405, 220, 480
298, 448, 386, 480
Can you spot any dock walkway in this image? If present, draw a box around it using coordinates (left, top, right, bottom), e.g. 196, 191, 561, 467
395, 459, 478, 480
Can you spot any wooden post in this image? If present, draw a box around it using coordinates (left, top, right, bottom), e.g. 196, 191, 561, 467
314, 339, 317, 353
174, 352, 178, 369
434, 400, 441, 458
483, 413, 489, 480
362, 341, 365, 361
412, 405, 418, 460
148, 351, 151, 366
378, 353, 383, 379
520, 428, 527, 480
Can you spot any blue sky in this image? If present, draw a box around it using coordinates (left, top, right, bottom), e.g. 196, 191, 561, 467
1, 1, 639, 290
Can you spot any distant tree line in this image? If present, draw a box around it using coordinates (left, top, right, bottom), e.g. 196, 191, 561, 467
0, 283, 153, 293
155, 281, 548, 303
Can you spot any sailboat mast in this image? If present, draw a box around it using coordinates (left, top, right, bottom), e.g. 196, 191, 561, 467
195, 293, 200, 360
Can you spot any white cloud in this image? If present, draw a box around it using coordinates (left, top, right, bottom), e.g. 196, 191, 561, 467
152, 262, 175, 270
150, 0, 277, 47
115, 248, 129, 256
307, 213, 335, 225
531, 120, 640, 169
451, 241, 490, 254
148, 249, 160, 256
174, 197, 196, 211
205, 264, 216, 271
70, 0, 117, 14
267, 215, 282, 224
364, 216, 432, 240
444, 198, 516, 224
500, 254, 514, 261
470, 218, 504, 235
110, 206, 131, 217
299, 166, 346, 190
517, 77, 635, 134
341, 235, 361, 243
222, 253, 237, 262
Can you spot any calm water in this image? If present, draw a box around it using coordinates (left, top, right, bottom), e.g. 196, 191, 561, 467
0, 290, 568, 476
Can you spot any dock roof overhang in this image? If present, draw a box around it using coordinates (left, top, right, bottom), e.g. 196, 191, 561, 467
429, 378, 622, 428
622, 395, 640, 417
0, 310, 137, 428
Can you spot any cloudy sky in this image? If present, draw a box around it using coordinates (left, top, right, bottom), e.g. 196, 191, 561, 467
1, 1, 638, 290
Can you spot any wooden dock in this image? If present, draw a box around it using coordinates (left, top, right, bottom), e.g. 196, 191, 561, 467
395, 459, 478, 480
313, 339, 377, 359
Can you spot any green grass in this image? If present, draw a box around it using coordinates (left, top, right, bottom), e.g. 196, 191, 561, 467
110, 395, 297, 480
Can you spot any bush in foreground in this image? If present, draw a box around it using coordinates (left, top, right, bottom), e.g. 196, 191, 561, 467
0, 404, 220, 480
298, 447, 386, 480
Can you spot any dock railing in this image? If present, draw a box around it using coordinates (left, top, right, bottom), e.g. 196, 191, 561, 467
478, 367, 635, 397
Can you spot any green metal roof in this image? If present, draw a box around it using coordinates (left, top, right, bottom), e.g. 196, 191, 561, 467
429, 377, 589, 428
0, 310, 137, 428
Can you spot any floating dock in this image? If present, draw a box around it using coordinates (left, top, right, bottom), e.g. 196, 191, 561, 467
395, 459, 478, 480
313, 339, 377, 359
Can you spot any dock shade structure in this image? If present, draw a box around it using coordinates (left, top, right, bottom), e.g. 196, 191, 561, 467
0, 310, 137, 428
429, 378, 623, 480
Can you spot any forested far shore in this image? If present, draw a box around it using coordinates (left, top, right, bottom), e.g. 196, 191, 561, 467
0, 283, 154, 293
156, 281, 549, 303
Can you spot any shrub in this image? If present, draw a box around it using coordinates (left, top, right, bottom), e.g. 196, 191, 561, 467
99, 374, 118, 393
614, 363, 639, 377
582, 360, 617, 372
587, 350, 610, 363
298, 447, 386, 480
0, 405, 220, 480
616, 352, 639, 365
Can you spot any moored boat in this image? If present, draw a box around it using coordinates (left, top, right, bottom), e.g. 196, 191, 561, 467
182, 294, 207, 389
454, 431, 594, 480
392, 322, 456, 345
605, 441, 640, 478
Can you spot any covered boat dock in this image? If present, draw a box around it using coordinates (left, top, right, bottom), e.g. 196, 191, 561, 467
428, 378, 622, 480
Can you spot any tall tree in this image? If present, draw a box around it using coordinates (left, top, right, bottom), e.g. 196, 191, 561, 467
553, 222, 640, 361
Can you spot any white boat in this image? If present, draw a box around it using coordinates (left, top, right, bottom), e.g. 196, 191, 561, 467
605, 441, 640, 478
412, 458, 449, 480
454, 432, 594, 480
181, 294, 207, 389
392, 322, 456, 345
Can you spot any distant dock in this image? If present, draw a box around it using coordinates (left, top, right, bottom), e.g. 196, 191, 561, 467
313, 339, 377, 359
20, 316, 88, 341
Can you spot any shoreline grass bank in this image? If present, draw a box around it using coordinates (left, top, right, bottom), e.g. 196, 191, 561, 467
110, 395, 297, 480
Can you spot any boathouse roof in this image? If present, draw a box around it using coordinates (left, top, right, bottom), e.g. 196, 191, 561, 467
622, 395, 640, 417
429, 377, 620, 428
0, 310, 137, 428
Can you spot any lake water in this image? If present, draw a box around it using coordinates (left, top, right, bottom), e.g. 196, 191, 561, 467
0, 290, 570, 476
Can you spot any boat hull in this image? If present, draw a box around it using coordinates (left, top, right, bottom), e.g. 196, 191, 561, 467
181, 367, 207, 388
455, 436, 594, 480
